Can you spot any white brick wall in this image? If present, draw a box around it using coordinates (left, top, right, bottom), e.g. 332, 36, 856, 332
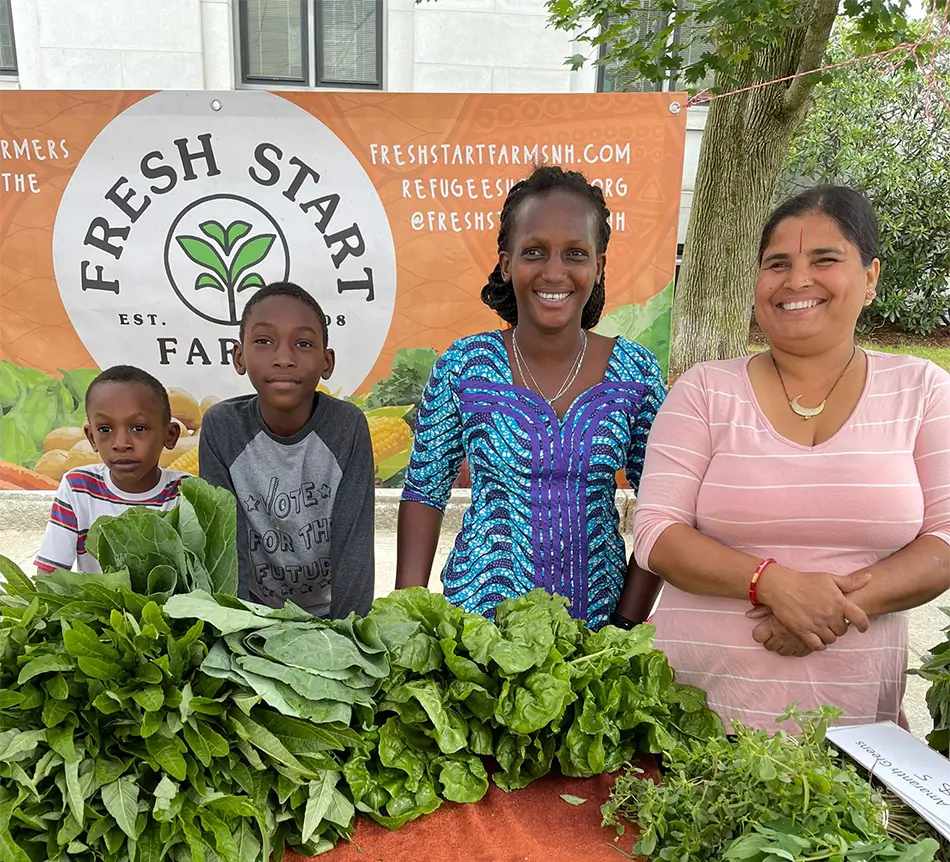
8, 0, 233, 89
395, 0, 596, 94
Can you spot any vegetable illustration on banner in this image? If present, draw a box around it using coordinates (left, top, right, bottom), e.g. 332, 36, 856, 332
0, 89, 686, 489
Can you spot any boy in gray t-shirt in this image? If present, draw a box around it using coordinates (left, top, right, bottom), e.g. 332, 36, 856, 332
199, 282, 375, 618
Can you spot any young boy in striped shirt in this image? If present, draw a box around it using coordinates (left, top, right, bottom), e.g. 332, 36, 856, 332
35, 365, 187, 574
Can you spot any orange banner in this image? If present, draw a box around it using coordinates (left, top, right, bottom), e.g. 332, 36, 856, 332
0, 90, 685, 489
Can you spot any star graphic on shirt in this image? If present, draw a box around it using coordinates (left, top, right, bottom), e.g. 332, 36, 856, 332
317, 483, 330, 499
244, 495, 260, 513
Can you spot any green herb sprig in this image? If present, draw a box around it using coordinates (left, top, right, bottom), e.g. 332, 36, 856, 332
603, 704, 940, 861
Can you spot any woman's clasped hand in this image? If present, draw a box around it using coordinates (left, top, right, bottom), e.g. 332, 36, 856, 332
746, 566, 872, 656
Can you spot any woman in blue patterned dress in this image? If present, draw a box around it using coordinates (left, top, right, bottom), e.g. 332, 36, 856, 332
395, 166, 666, 630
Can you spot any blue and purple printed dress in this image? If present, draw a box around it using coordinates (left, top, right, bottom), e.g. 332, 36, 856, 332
402, 331, 666, 629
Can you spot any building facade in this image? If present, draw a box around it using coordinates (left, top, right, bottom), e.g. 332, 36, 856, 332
0, 0, 705, 240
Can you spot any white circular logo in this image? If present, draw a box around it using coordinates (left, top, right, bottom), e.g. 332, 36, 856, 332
53, 90, 396, 399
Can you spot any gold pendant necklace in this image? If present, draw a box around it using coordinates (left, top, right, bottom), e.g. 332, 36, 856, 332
771, 345, 857, 421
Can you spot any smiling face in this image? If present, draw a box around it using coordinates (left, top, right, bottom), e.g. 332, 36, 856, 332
233, 294, 334, 421
754, 212, 879, 352
84, 381, 180, 494
499, 189, 605, 333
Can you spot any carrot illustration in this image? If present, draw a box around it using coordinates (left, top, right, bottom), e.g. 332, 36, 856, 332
0, 461, 59, 490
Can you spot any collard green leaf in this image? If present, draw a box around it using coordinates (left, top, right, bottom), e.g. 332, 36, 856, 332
146, 564, 178, 597
235, 655, 374, 707
165, 591, 281, 635
86, 509, 187, 593
178, 478, 238, 596
259, 625, 389, 680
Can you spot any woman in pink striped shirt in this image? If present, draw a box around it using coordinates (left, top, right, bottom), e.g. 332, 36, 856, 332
632, 186, 950, 731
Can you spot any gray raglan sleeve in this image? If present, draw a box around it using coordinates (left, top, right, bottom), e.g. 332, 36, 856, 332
198, 407, 237, 495
329, 409, 376, 618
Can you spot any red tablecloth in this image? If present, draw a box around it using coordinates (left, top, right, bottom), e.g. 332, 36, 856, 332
286, 757, 657, 862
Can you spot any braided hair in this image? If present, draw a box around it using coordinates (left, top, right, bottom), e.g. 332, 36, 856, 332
481, 165, 611, 330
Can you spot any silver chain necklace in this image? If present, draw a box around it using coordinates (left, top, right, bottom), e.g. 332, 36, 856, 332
512, 327, 588, 406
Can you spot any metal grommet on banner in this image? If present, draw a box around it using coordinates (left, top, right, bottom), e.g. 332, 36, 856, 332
210, 99, 222, 112
669, 101, 682, 114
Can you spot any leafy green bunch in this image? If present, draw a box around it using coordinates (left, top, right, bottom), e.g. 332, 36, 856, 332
0, 360, 97, 470
603, 705, 940, 862
0, 564, 364, 862
86, 478, 238, 599
164, 590, 390, 733
908, 607, 950, 755
342, 588, 722, 828
0, 478, 371, 861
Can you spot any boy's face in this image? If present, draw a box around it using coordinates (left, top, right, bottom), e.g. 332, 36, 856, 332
233, 295, 335, 414
84, 382, 180, 494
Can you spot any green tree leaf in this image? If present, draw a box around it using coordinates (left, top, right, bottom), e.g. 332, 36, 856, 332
176, 235, 229, 283
229, 235, 276, 283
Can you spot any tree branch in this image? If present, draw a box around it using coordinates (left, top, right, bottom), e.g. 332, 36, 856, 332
785, 0, 840, 114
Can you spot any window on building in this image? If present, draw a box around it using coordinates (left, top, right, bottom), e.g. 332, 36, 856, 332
597, 2, 668, 93
0, 0, 17, 75
671, 1, 716, 93
597, 0, 715, 95
238, 0, 382, 89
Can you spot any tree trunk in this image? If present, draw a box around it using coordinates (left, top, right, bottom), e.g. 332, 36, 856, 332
669, 1, 838, 377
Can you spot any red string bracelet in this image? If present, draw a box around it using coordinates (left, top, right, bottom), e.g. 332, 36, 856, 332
749, 558, 777, 607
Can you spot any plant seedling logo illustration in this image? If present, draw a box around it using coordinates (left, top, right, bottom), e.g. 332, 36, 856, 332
164, 194, 290, 326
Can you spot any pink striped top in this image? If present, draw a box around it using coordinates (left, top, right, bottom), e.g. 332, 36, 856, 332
633, 351, 950, 732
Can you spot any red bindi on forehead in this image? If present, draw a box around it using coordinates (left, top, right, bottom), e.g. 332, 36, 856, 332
799, 228, 803, 254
